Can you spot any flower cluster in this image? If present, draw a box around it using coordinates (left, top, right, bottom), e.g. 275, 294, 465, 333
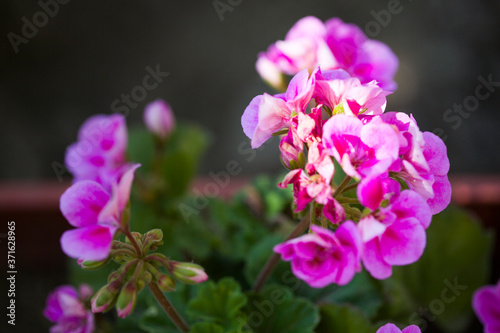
473, 279, 500, 333
52, 101, 208, 326
256, 16, 398, 91
377, 323, 422, 333
44, 284, 94, 333
242, 18, 450, 287
65, 114, 129, 193
60, 163, 140, 261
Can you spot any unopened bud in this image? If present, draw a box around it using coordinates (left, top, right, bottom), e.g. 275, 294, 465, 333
157, 274, 176, 292
91, 280, 121, 313
143, 229, 164, 253
78, 257, 110, 270
143, 99, 175, 139
116, 281, 138, 318
170, 262, 208, 284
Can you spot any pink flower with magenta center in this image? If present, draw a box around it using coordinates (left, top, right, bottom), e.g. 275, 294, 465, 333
242, 68, 317, 148
322, 114, 399, 180
65, 114, 128, 193
60, 164, 140, 261
377, 323, 422, 333
274, 222, 363, 288
358, 186, 432, 279
256, 16, 398, 91
44, 284, 94, 333
473, 279, 500, 333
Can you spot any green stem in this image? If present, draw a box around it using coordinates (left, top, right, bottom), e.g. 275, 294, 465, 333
339, 182, 358, 195
333, 176, 352, 198
336, 197, 360, 204
124, 229, 142, 258
148, 282, 190, 333
252, 214, 311, 292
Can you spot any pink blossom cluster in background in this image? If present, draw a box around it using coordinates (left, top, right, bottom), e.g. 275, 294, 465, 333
65, 114, 129, 193
256, 16, 398, 91
377, 323, 422, 333
44, 284, 94, 333
473, 279, 500, 333
242, 16, 451, 288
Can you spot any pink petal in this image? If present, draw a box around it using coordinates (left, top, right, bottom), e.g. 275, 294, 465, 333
357, 176, 384, 210
390, 190, 432, 229
358, 215, 387, 243
423, 131, 450, 176
427, 175, 451, 215
60, 181, 110, 228
60, 224, 115, 261
473, 283, 500, 329
323, 198, 345, 225
363, 238, 393, 279
251, 94, 290, 148
380, 218, 426, 266
376, 323, 402, 333
285, 16, 326, 40
322, 114, 363, 163
402, 326, 422, 333
241, 95, 262, 140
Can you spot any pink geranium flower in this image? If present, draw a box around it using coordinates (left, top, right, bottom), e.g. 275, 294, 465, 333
377, 323, 422, 333
322, 114, 399, 180
59, 164, 140, 261
274, 222, 363, 287
314, 69, 390, 117
241, 68, 317, 148
256, 16, 398, 91
358, 188, 432, 279
473, 279, 500, 333
378, 112, 451, 214
44, 284, 94, 333
65, 114, 128, 192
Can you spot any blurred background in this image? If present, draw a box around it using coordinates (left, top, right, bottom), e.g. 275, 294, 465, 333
1, 0, 499, 331
1, 0, 500, 179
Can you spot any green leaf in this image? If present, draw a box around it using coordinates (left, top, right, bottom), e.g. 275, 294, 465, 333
243, 234, 289, 287
189, 322, 225, 333
244, 285, 320, 333
295, 270, 382, 319
380, 205, 494, 333
187, 278, 247, 331
316, 304, 374, 333
127, 128, 155, 172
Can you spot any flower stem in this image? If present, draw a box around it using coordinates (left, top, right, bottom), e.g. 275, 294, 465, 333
148, 282, 190, 333
124, 230, 142, 258
339, 182, 358, 195
333, 176, 352, 198
252, 214, 311, 292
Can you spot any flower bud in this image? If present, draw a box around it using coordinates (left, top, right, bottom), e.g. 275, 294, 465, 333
143, 229, 164, 253
169, 262, 208, 284
116, 281, 138, 318
78, 257, 109, 270
91, 280, 121, 313
157, 273, 176, 292
143, 99, 175, 139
